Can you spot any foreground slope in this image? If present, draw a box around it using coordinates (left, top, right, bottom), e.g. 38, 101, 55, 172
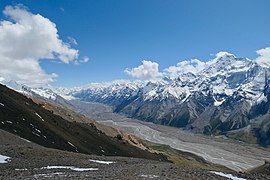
0, 83, 166, 160
0, 81, 242, 173
0, 129, 261, 180
0, 84, 251, 179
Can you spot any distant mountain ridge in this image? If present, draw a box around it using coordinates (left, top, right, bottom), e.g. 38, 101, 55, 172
54, 53, 270, 145
1, 52, 270, 145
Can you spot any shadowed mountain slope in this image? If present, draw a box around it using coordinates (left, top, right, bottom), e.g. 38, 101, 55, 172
0, 83, 167, 161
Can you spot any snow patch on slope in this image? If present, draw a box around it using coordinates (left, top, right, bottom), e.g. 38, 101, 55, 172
89, 159, 115, 165
41, 166, 98, 171
210, 171, 246, 180
0, 154, 10, 163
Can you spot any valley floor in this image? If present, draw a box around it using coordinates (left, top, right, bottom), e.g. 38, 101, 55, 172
73, 101, 270, 172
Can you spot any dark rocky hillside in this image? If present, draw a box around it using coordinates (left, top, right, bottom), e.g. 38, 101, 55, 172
0, 84, 167, 161
248, 161, 270, 175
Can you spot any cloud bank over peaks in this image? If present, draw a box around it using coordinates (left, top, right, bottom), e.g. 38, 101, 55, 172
214, 51, 236, 59
0, 5, 81, 87
125, 52, 241, 80
164, 59, 206, 78
124, 60, 162, 80
255, 47, 270, 68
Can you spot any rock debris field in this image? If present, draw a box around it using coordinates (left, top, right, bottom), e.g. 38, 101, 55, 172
0, 129, 262, 180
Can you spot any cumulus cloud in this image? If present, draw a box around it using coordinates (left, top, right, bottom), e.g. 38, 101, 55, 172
164, 51, 237, 78
164, 59, 206, 78
255, 47, 270, 68
127, 51, 239, 80
124, 60, 162, 79
0, 5, 79, 87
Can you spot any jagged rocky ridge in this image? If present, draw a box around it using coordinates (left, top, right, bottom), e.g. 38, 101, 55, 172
54, 53, 270, 145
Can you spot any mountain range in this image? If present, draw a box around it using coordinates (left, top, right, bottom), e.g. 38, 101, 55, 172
53, 52, 270, 146
1, 52, 270, 178
1, 52, 270, 146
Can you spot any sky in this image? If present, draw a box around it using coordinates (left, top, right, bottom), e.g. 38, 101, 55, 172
0, 0, 270, 87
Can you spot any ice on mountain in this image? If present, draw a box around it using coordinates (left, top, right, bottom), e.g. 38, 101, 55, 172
31, 88, 57, 100
144, 90, 157, 101
213, 95, 225, 106
212, 84, 226, 94
180, 91, 191, 103
256, 93, 268, 104
163, 86, 183, 99
59, 94, 75, 100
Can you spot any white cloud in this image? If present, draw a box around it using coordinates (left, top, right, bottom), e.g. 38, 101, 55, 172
127, 51, 239, 80
67, 36, 78, 45
82, 56, 89, 63
0, 5, 79, 87
124, 60, 162, 79
215, 51, 235, 59
164, 59, 206, 78
255, 47, 270, 68
74, 56, 90, 65
164, 51, 238, 78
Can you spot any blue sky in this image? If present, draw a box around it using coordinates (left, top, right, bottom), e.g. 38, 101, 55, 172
0, 0, 270, 87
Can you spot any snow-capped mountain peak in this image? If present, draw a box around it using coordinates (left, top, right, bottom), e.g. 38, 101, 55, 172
54, 53, 269, 106
2, 53, 270, 137
52, 54, 270, 135
0, 78, 58, 101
